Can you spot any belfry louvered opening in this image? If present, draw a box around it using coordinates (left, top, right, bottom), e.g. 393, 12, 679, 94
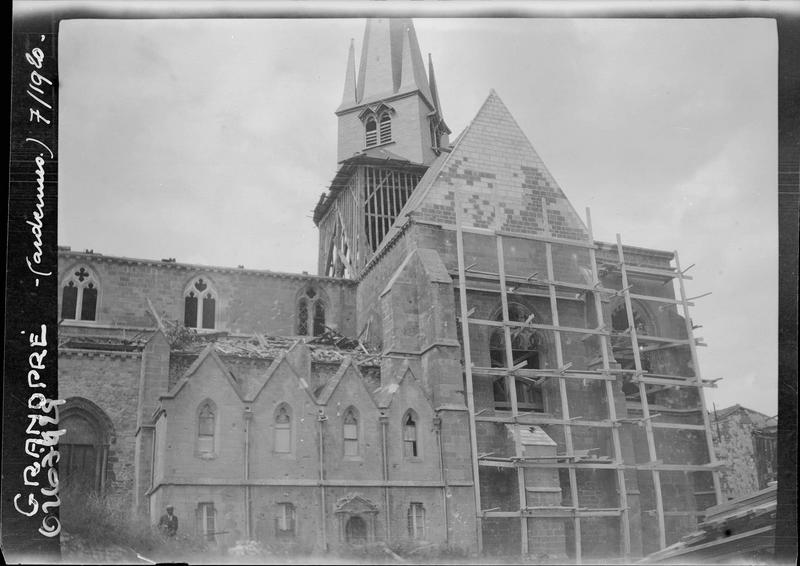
379, 113, 392, 144
365, 117, 378, 147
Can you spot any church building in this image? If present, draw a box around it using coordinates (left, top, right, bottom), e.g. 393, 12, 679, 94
57, 18, 722, 561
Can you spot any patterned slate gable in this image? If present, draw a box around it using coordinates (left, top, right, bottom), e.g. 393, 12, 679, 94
414, 90, 589, 241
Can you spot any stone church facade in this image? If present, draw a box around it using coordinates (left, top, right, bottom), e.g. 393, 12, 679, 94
57, 18, 721, 560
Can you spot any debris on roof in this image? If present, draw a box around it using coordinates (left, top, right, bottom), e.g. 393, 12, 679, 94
59, 335, 148, 352
163, 318, 380, 366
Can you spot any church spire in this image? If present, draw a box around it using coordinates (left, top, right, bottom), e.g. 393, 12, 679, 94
344, 18, 433, 111
334, 18, 445, 165
338, 39, 357, 110
428, 53, 441, 113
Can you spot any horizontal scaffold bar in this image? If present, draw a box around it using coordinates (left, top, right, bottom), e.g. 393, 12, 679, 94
475, 414, 617, 428
479, 459, 621, 470
642, 422, 708, 431
602, 262, 692, 281
627, 292, 694, 306
482, 507, 624, 519
632, 463, 725, 472
455, 282, 556, 301
459, 316, 611, 337
634, 375, 717, 388
615, 333, 693, 345
470, 366, 617, 381
414, 218, 598, 249
450, 269, 615, 294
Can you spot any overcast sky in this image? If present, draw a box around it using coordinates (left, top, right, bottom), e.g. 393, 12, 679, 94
58, 17, 777, 415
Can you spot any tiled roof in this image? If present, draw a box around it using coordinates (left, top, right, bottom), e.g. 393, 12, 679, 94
376, 90, 591, 255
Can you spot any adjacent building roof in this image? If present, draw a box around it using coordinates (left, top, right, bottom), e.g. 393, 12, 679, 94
640, 484, 777, 563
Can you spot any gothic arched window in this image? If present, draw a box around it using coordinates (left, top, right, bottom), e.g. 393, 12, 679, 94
611, 302, 652, 373
365, 117, 378, 147
184, 277, 217, 330
274, 404, 292, 454
61, 265, 99, 321
196, 400, 216, 456
378, 112, 392, 144
490, 303, 544, 413
343, 407, 359, 457
403, 410, 420, 459
297, 287, 326, 337
611, 302, 656, 399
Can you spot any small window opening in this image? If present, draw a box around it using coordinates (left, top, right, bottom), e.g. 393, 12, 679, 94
197, 402, 215, 454
343, 409, 359, 457
276, 502, 296, 537
197, 502, 217, 542
403, 412, 419, 458
274, 405, 292, 453
407, 503, 426, 539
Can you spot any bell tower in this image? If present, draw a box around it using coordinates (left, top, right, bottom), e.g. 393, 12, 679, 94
314, 18, 450, 278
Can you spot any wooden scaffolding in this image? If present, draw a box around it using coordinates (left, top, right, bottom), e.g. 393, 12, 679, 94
453, 198, 723, 561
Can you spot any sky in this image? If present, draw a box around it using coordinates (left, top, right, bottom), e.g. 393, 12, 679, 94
57, 16, 777, 415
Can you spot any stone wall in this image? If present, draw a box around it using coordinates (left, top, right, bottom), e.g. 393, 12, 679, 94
58, 252, 357, 337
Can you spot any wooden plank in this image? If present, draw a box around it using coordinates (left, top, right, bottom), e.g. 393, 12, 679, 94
644, 525, 774, 561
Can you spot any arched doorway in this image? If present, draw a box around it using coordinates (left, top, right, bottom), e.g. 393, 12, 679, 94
59, 398, 114, 493
335, 493, 378, 547
345, 516, 367, 546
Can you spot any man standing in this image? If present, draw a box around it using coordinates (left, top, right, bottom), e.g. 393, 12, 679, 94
159, 505, 178, 537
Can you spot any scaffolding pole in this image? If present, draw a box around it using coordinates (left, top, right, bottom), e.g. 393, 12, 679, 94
616, 233, 667, 550
545, 236, 583, 563
496, 232, 530, 555
673, 250, 723, 505
586, 209, 632, 561
450, 204, 715, 561
454, 198, 484, 553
